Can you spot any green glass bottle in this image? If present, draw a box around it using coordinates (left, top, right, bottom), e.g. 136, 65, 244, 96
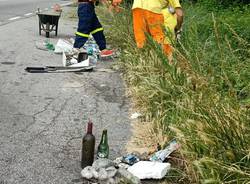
97, 129, 109, 159
81, 120, 95, 168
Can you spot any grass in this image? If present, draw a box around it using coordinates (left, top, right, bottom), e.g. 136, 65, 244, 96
69, 2, 250, 183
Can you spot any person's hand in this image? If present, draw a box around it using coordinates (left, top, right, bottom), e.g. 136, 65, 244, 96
53, 4, 62, 12
112, 0, 122, 5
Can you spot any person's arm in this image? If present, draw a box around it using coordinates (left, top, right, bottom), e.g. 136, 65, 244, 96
175, 7, 184, 31
168, 0, 184, 31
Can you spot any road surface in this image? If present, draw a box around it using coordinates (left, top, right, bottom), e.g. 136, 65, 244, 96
0, 5, 132, 184
0, 0, 71, 24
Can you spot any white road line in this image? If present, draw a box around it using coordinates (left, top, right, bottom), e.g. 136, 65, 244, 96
24, 13, 33, 16
8, 16, 21, 21
61, 2, 73, 6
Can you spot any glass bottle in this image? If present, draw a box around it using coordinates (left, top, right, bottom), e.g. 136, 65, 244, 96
97, 129, 109, 159
81, 120, 95, 168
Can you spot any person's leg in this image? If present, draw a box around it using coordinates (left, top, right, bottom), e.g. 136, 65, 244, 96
132, 8, 147, 48
90, 9, 106, 51
73, 3, 94, 49
90, 8, 114, 57
146, 11, 165, 45
146, 11, 173, 62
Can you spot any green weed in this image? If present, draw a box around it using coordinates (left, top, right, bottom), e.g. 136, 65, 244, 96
95, 3, 250, 183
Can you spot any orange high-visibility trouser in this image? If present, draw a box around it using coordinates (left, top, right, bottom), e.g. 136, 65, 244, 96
132, 8, 172, 56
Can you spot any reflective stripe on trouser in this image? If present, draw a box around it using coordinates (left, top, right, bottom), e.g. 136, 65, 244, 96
132, 8, 173, 57
73, 3, 106, 50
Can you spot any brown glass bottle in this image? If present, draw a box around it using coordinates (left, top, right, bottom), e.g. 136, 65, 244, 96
81, 121, 95, 168
97, 129, 109, 159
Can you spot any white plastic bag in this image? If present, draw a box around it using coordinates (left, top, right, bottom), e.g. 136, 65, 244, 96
54, 39, 73, 54
127, 161, 171, 179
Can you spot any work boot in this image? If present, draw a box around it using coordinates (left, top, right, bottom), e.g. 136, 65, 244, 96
100, 49, 114, 58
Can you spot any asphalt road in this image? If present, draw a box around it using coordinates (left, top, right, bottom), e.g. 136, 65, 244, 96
0, 5, 132, 184
0, 0, 71, 23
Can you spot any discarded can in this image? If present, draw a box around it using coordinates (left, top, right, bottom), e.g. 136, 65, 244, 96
122, 154, 139, 165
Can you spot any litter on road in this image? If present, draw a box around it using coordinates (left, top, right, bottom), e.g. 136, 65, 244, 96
25, 66, 94, 73
130, 112, 142, 119
79, 125, 180, 183
150, 139, 180, 162
127, 161, 171, 180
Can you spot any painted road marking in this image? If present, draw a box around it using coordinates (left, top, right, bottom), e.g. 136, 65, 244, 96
61, 2, 73, 6
24, 13, 33, 16
1, 2, 73, 26
8, 16, 21, 21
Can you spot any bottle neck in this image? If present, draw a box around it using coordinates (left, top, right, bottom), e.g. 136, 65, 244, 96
87, 122, 93, 134
100, 130, 108, 144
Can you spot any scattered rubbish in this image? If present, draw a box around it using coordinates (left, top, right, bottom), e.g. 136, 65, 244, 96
81, 166, 95, 179
118, 162, 130, 170
106, 166, 117, 178
69, 58, 90, 67
35, 40, 55, 51
150, 139, 180, 162
81, 120, 95, 169
84, 36, 100, 55
81, 159, 141, 184
81, 159, 115, 181
25, 66, 94, 73
130, 112, 142, 120
117, 168, 141, 184
97, 129, 109, 159
89, 55, 98, 65
122, 154, 139, 165
113, 157, 130, 169
92, 158, 115, 170
62, 52, 90, 67
69, 38, 75, 45
127, 161, 171, 179
54, 39, 73, 54
77, 51, 88, 62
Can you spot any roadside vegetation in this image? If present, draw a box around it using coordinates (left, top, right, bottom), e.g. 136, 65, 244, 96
96, 0, 250, 183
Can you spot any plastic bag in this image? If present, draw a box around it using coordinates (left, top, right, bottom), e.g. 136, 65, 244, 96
54, 39, 73, 54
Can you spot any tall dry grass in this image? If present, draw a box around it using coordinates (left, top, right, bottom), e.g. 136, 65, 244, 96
91, 3, 249, 183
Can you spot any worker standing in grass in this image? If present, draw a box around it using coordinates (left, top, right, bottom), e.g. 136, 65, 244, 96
110, 0, 183, 62
73, 0, 115, 57
131, 0, 184, 62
